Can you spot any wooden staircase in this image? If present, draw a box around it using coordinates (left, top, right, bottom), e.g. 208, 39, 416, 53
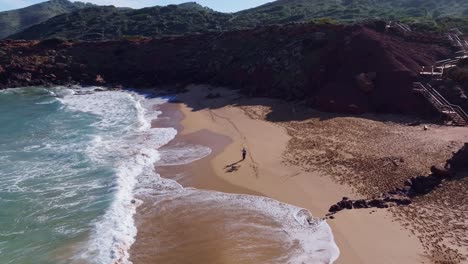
415, 28, 468, 126
420, 51, 468, 77
386, 21, 412, 32
421, 28, 468, 77
448, 28, 468, 50
413, 82, 468, 126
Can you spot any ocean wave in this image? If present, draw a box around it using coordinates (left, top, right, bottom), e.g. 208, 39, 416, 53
0, 87, 53, 95
141, 189, 340, 264
58, 89, 176, 264
35, 99, 57, 105
199, 191, 339, 264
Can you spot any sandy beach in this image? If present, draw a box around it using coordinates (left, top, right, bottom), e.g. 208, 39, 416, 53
130, 85, 468, 263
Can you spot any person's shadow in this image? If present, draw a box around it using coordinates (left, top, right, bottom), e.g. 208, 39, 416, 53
224, 159, 244, 173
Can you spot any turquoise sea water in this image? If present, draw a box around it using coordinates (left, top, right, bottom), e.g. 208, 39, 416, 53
0, 88, 110, 263
0, 87, 176, 264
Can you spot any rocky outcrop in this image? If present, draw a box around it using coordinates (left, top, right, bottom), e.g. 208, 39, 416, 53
0, 23, 452, 115
446, 143, 468, 171
355, 72, 376, 93
328, 144, 467, 216
328, 193, 412, 214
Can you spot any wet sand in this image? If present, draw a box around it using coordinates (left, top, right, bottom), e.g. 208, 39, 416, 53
131, 100, 299, 264
130, 85, 468, 263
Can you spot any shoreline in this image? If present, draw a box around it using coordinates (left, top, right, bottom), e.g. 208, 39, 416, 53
130, 86, 434, 263
175, 86, 427, 264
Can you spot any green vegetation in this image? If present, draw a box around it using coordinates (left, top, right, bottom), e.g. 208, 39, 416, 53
9, 3, 231, 40
7, 0, 468, 40
232, 0, 468, 30
0, 0, 92, 39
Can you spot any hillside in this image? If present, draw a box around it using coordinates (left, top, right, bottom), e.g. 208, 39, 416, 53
8, 0, 468, 40
232, 0, 468, 33
9, 3, 232, 40
0, 0, 92, 39
234, 0, 468, 24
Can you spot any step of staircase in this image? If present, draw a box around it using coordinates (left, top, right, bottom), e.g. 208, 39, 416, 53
413, 82, 468, 126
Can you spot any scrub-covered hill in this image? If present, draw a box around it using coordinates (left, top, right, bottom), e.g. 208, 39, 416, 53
11, 0, 468, 40
0, 0, 92, 39
9, 0, 468, 40
9, 3, 231, 40
234, 0, 468, 24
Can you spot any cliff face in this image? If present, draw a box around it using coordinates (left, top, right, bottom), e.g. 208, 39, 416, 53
0, 23, 452, 115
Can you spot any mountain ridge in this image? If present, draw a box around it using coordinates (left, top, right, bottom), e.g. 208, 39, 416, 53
8, 4, 232, 40
5, 0, 468, 40
0, 0, 94, 39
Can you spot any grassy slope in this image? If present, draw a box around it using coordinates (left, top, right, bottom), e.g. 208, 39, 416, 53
0, 0, 91, 39
8, 0, 468, 40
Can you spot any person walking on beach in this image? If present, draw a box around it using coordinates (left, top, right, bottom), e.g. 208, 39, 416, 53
242, 147, 247, 161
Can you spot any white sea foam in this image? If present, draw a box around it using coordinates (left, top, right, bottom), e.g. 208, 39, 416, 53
156, 145, 212, 166
0, 87, 51, 95
58, 88, 177, 264
35, 99, 57, 105
203, 192, 339, 264
148, 189, 340, 263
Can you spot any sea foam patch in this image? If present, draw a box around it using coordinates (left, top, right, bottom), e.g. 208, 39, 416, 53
156, 145, 212, 166
58, 88, 177, 264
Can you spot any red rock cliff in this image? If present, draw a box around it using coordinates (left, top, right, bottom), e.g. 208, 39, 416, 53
0, 23, 452, 115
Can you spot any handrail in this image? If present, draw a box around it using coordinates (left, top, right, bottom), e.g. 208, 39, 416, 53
414, 28, 468, 125
414, 83, 446, 108
450, 28, 463, 35
414, 82, 468, 125
421, 57, 458, 76
435, 58, 452, 64
394, 22, 411, 32
427, 84, 468, 121
428, 56, 463, 74
425, 84, 451, 108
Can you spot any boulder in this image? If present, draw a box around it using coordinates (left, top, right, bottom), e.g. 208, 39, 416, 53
430, 165, 452, 178
352, 199, 368, 209
329, 204, 343, 213
446, 143, 468, 171
368, 199, 385, 208
395, 197, 411, 205
95, 74, 105, 84
355, 72, 376, 93
12, 72, 32, 83
410, 175, 441, 195
337, 199, 353, 210
404, 179, 413, 187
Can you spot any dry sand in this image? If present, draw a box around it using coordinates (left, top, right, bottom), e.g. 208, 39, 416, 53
131, 85, 468, 263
